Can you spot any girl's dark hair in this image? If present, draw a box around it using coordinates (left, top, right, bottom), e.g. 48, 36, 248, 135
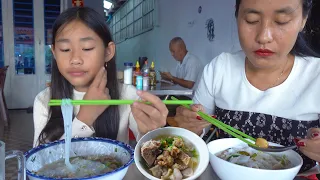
38, 7, 120, 144
235, 0, 319, 58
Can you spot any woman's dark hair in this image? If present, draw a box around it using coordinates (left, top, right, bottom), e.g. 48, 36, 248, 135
38, 7, 120, 144
235, 0, 319, 57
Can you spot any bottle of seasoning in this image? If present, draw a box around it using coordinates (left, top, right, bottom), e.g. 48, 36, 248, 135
136, 75, 143, 88
143, 76, 149, 87
149, 61, 156, 86
142, 60, 149, 77
132, 61, 141, 85
123, 62, 133, 85
142, 60, 150, 87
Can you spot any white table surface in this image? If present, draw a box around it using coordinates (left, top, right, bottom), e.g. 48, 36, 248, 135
123, 163, 218, 180
123, 163, 309, 180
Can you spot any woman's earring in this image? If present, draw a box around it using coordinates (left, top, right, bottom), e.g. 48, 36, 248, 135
104, 62, 108, 70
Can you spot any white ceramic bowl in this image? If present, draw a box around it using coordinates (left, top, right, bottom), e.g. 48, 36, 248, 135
134, 127, 209, 180
25, 137, 134, 180
207, 138, 303, 180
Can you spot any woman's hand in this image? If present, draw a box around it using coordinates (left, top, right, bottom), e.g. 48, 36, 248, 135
174, 104, 211, 136
77, 67, 110, 126
131, 91, 168, 135
296, 128, 320, 162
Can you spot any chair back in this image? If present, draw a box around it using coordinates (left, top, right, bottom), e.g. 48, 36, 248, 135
0, 66, 9, 89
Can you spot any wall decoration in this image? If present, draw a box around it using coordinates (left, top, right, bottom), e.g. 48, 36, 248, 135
205, 18, 215, 42
72, 0, 84, 7
198, 6, 202, 14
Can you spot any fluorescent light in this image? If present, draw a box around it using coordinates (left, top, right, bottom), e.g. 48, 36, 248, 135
104, 1, 113, 9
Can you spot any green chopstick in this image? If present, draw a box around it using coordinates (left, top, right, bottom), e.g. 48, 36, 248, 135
199, 111, 255, 142
48, 99, 193, 106
171, 96, 257, 147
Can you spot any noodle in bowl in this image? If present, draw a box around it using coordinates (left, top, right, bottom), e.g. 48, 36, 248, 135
24, 137, 134, 180
207, 138, 303, 180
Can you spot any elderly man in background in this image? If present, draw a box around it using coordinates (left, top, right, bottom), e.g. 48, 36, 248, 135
160, 37, 203, 89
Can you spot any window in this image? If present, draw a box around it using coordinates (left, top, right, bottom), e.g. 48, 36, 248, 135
109, 0, 155, 43
13, 0, 35, 75
44, 0, 60, 74
0, 1, 3, 67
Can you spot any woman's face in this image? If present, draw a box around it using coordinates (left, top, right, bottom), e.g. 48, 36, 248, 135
52, 20, 115, 92
237, 0, 307, 69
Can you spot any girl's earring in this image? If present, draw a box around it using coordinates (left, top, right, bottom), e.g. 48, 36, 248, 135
104, 62, 108, 70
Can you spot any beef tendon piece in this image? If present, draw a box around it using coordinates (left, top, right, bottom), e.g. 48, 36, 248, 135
178, 151, 191, 165
149, 165, 167, 178
161, 168, 173, 179
172, 159, 189, 171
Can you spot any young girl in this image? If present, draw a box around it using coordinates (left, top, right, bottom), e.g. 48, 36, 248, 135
175, 0, 320, 177
33, 7, 167, 147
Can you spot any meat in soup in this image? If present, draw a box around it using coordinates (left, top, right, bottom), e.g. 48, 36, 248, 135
141, 136, 198, 180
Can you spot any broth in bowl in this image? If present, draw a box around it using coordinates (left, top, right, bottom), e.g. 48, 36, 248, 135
25, 137, 134, 180
34, 155, 122, 178
216, 146, 292, 170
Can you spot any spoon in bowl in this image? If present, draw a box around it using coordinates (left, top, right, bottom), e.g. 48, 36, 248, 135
249, 144, 297, 152
249, 138, 297, 152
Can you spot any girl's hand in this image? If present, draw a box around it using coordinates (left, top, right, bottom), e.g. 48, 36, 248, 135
77, 67, 110, 126
131, 91, 168, 135
296, 128, 320, 162
174, 104, 211, 136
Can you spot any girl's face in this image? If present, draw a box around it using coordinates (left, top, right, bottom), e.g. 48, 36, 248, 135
237, 0, 307, 70
52, 20, 115, 92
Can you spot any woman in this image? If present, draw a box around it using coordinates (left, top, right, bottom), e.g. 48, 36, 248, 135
174, 0, 320, 176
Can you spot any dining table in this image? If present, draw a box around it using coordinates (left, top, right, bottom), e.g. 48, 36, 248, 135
123, 162, 309, 180
123, 163, 219, 180
142, 81, 194, 98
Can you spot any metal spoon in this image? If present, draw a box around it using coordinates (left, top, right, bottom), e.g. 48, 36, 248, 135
249, 144, 297, 152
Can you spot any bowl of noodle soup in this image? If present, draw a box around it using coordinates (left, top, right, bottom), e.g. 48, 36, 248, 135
207, 138, 303, 180
24, 137, 134, 180
134, 127, 209, 180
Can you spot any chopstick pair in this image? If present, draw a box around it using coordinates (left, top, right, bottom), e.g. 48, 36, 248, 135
48, 99, 193, 106
171, 96, 257, 147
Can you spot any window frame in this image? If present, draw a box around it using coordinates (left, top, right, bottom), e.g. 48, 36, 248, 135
108, 0, 155, 43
